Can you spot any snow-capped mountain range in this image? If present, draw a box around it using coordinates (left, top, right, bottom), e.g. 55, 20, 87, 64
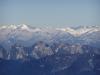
0, 24, 100, 36
0, 24, 100, 47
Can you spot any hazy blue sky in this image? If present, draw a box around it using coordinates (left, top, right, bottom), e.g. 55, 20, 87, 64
0, 0, 100, 27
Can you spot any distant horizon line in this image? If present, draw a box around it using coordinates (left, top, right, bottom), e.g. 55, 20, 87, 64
0, 24, 99, 27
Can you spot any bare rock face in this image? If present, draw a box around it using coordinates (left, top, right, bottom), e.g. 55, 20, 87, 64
32, 41, 54, 59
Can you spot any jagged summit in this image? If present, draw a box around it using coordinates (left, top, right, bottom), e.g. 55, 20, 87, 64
17, 24, 29, 30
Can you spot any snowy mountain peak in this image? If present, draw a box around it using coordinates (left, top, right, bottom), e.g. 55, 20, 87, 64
0, 24, 30, 30
17, 24, 29, 30
0, 24, 17, 29
56, 26, 100, 36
